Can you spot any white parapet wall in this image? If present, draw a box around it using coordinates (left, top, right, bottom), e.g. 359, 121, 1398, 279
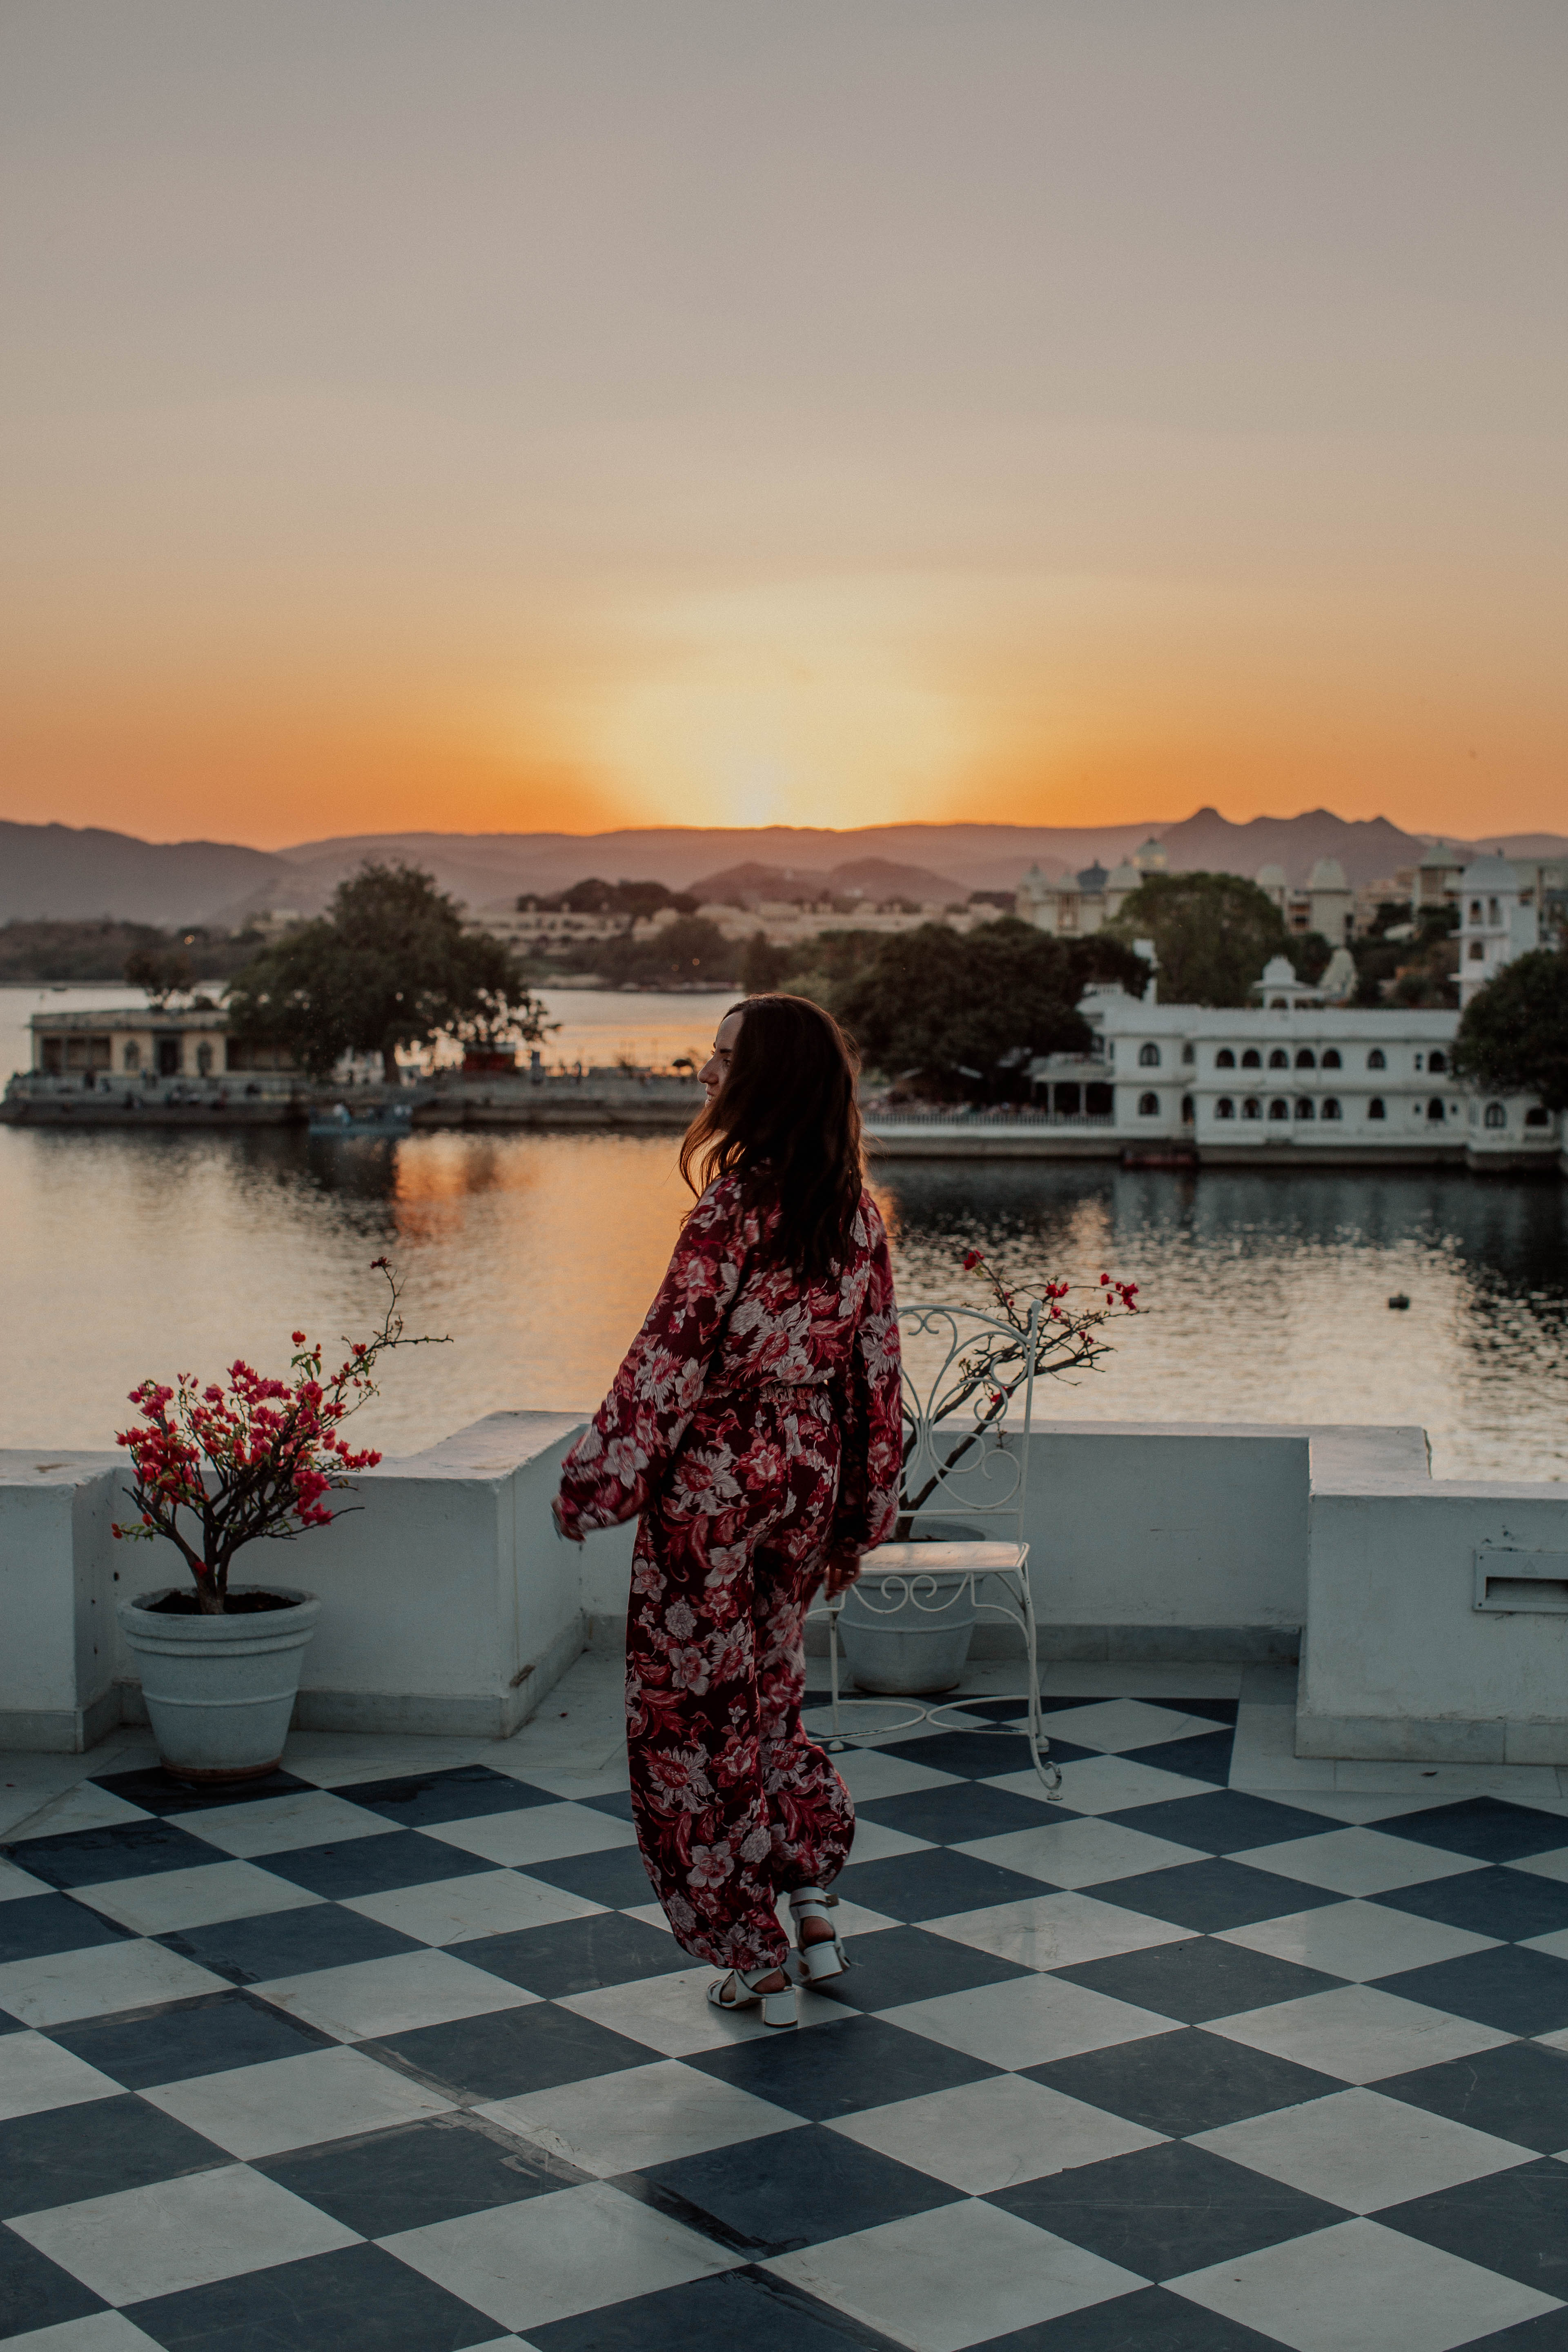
4, 1411, 1565, 1760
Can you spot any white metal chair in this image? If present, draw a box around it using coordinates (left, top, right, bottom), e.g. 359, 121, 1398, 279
804, 1300, 1062, 1795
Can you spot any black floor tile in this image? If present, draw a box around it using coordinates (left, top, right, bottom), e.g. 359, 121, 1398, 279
1466, 2314, 1568, 2351
458, 1911, 678, 1998
94, 1765, 313, 1817
971, 2284, 1281, 2350
1120, 1732, 1236, 1786
0, 1889, 134, 1963
528, 2262, 909, 2352
0, 2231, 108, 2337
1054, 1937, 1342, 2025
833, 1848, 1047, 1922
329, 1763, 559, 1828
1374, 1946, 1568, 2038
49, 1987, 334, 2088
126, 2239, 500, 2350
688, 2010, 997, 2122
639, 2121, 960, 2255
579, 1788, 637, 1822
1028, 2025, 1342, 2138
991, 2138, 1343, 2281
1105, 1791, 1337, 1856
1373, 1799, 1568, 1866
369, 1999, 653, 2100
1377, 1866, 1568, 1944
815, 1923, 1033, 2011
256, 1829, 494, 1900
526, 1844, 658, 1909
1376, 2040, 1568, 2156
1091, 1858, 1340, 1934
1382, 2158, 1568, 2295
880, 1730, 1094, 1779
857, 1782, 1054, 1845
1147, 1698, 1241, 1726
2, 1818, 222, 1889
260, 2111, 577, 2234
158, 1902, 423, 1984
0, 2090, 223, 2218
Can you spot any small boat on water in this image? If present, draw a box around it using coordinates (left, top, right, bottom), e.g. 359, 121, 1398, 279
307, 1099, 414, 1138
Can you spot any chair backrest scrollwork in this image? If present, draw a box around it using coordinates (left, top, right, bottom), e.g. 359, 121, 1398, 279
891, 1301, 1042, 1550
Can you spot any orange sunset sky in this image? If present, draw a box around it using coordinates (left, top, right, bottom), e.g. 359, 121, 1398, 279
2, 1, 1565, 851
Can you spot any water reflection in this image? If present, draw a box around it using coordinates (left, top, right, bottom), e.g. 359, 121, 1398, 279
2, 1122, 1564, 1482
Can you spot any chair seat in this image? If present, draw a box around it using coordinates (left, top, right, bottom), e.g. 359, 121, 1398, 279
858, 1540, 1026, 1577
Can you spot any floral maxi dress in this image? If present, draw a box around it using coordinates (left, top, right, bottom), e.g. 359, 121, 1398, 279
555, 1174, 902, 1971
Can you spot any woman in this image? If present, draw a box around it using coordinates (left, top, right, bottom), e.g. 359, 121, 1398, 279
553, 994, 902, 2027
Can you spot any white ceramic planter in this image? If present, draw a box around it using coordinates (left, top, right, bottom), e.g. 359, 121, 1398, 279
838, 1569, 976, 1695
118, 1585, 320, 1784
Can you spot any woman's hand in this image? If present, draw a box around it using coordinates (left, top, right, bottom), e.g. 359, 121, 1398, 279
551, 1497, 585, 1546
822, 1545, 863, 1598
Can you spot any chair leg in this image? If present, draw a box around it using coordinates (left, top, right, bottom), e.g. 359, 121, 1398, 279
1018, 1573, 1061, 1797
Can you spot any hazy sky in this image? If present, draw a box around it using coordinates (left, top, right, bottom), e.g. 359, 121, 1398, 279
2, 0, 1564, 848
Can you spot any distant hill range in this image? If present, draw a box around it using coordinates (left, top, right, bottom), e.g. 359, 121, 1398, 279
3, 811, 1563, 929
686, 856, 968, 907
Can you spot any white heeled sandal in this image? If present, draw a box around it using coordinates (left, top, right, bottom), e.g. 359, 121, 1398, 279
786, 1886, 849, 1986
707, 1965, 797, 2029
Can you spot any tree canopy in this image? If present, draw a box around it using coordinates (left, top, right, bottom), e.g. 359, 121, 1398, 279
1108, 871, 1290, 1006
227, 863, 548, 1081
1454, 949, 1568, 1112
818, 918, 1148, 1099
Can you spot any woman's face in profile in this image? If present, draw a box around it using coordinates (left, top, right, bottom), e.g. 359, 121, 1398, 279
699, 1009, 745, 1106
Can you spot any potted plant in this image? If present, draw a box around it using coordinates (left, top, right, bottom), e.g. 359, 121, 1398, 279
838, 1250, 1141, 1695
113, 1259, 445, 1783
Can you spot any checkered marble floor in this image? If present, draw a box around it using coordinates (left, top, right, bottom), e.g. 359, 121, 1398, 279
5, 1673, 1568, 2352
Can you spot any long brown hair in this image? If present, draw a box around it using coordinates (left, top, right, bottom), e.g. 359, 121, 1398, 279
679, 994, 866, 1278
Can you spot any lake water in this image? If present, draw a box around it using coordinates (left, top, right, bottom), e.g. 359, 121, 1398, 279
4, 985, 1566, 1481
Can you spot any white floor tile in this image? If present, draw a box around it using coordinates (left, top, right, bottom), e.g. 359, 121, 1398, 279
765, 2197, 1145, 2352
255, 1948, 538, 2040
480, 2056, 805, 2177
883, 1972, 1178, 2071
922, 1891, 1195, 1972
1258, 1793, 1481, 1826
956, 1817, 1205, 1890
1523, 1927, 1568, 1960
287, 1740, 492, 1789
833, 1749, 962, 1802
1219, 1900, 1499, 1982
173, 1789, 399, 1858
0, 2315, 165, 2350
0, 1858, 54, 1902
423, 1802, 638, 1868
142, 2042, 452, 2158
770, 1891, 901, 1945
9, 2164, 358, 2307
1510, 1847, 1568, 1885
1231, 1827, 1486, 1898
557, 1965, 844, 2057
1041, 1755, 1218, 1816
1036, 1699, 1222, 1753
829, 2072, 1164, 2194
1331, 1762, 1563, 1800
383, 2178, 737, 2332
500, 1766, 632, 1801
343, 1869, 603, 1945
1170, 2215, 1558, 2352
841, 1820, 934, 1864
0, 1939, 226, 2029
1206, 1983, 1511, 2084
978, 1769, 1071, 1805
1194, 2085, 1534, 2212
70, 1861, 321, 1937
0, 2031, 122, 2122
11, 1787, 150, 1840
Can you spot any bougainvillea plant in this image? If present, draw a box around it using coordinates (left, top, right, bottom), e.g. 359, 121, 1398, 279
113, 1260, 448, 1614
897, 1247, 1141, 1526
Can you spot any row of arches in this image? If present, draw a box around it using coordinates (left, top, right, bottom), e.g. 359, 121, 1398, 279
1136, 1044, 1445, 1076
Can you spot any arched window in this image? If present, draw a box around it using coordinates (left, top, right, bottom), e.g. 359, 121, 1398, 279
1138, 1091, 1159, 1116
122, 1042, 141, 1072
1429, 1050, 1446, 1075
1368, 1049, 1386, 1071
1469, 900, 1482, 922
1295, 1097, 1315, 1120
1215, 1096, 1235, 1119
1526, 1106, 1550, 1127
1368, 1096, 1385, 1119
1484, 1102, 1506, 1129
196, 1042, 214, 1076
1242, 1096, 1261, 1120
1138, 1043, 1161, 1068
1488, 898, 1500, 924
1294, 1048, 1316, 1069
1321, 1097, 1341, 1120
1269, 1048, 1289, 1069
1181, 1043, 1195, 1065
1181, 1094, 1194, 1125
1268, 1098, 1289, 1121
1216, 1048, 1235, 1069
1427, 1096, 1446, 1123
1468, 940, 1486, 961
1322, 1048, 1341, 1069
1241, 1049, 1261, 1069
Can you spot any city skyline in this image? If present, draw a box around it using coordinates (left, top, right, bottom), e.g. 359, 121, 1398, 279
2, 1, 1564, 850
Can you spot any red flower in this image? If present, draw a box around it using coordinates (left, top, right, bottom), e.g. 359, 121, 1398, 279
961, 1248, 984, 1270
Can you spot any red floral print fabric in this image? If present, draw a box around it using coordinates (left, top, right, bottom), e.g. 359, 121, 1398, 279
556, 1174, 902, 1967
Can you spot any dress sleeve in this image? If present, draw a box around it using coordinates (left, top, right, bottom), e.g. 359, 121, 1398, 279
830, 1203, 904, 1555
555, 1176, 753, 1535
